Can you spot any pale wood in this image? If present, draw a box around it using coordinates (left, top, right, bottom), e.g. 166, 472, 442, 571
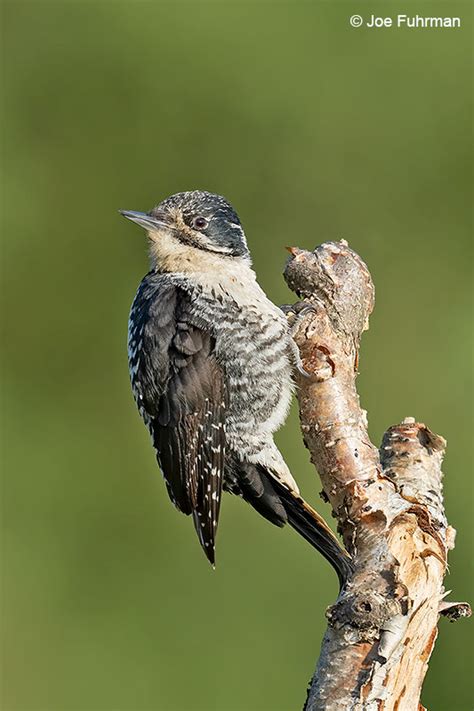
283, 241, 470, 711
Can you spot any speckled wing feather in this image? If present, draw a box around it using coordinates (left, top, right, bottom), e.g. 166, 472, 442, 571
128, 273, 226, 564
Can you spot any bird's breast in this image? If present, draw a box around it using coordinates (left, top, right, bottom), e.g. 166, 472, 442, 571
186, 275, 295, 439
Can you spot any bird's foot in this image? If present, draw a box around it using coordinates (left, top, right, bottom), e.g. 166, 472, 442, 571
286, 325, 317, 380
282, 301, 317, 337
282, 302, 319, 379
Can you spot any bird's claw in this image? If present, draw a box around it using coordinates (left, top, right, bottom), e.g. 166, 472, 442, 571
281, 301, 316, 318
293, 301, 317, 316
285, 302, 317, 337
296, 362, 314, 379
287, 328, 316, 380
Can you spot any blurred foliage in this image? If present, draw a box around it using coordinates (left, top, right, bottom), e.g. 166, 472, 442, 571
1, 1, 472, 710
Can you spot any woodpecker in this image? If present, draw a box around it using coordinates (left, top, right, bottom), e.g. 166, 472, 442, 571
121, 191, 353, 586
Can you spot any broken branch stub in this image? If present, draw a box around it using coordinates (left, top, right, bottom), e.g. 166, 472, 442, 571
283, 241, 470, 711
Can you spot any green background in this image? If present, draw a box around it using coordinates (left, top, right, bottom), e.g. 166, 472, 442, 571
1, 1, 472, 710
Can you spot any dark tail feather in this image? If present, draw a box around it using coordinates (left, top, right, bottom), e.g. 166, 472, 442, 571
239, 463, 288, 527
269, 476, 354, 589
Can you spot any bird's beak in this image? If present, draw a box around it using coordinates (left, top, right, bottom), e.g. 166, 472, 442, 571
119, 210, 170, 231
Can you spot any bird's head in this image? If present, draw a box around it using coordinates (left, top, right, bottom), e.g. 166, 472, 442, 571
120, 191, 250, 273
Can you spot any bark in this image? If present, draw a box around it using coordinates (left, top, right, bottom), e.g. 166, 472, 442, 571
283, 241, 471, 711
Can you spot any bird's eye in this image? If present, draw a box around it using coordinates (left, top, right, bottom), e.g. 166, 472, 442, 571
193, 216, 208, 230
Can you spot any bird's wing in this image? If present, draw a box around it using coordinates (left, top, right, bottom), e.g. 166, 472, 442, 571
128, 275, 226, 564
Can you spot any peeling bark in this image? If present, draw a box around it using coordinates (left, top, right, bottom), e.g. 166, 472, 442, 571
283, 241, 470, 711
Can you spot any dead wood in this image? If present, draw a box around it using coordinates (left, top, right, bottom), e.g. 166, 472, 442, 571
283, 241, 470, 711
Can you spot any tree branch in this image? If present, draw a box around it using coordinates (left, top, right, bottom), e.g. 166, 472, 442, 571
283, 241, 471, 711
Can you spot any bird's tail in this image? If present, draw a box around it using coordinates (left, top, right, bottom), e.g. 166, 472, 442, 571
266, 475, 354, 589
